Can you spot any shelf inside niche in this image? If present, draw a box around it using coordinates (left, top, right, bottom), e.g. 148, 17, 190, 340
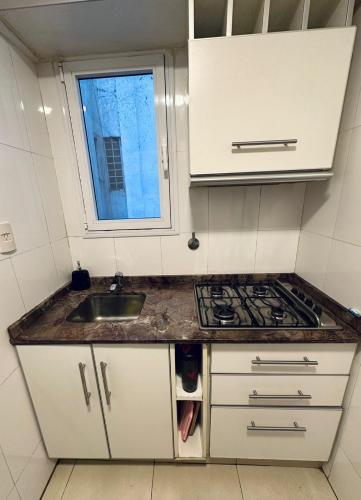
308, 0, 350, 28
232, 0, 269, 34
176, 374, 202, 401
268, 0, 308, 32
178, 425, 203, 458
194, 0, 228, 38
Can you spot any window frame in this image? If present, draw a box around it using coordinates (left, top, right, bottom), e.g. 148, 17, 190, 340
63, 52, 176, 233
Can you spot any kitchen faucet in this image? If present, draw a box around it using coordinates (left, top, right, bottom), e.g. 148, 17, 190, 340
109, 272, 124, 293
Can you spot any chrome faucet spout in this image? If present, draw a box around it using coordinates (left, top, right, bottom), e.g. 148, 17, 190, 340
109, 272, 124, 293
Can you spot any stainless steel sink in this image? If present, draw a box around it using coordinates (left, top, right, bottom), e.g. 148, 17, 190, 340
66, 293, 146, 322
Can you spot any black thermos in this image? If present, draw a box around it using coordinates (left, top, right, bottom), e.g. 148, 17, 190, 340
181, 345, 199, 393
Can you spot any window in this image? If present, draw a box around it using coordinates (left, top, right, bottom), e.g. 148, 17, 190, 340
63, 54, 174, 232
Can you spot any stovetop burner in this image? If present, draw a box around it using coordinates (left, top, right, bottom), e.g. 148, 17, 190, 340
271, 307, 285, 321
213, 304, 236, 324
210, 285, 224, 299
253, 285, 268, 297
194, 280, 340, 330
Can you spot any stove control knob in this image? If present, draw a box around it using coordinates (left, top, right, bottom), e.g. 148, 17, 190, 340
291, 287, 298, 295
305, 298, 313, 308
313, 305, 322, 316
298, 292, 305, 301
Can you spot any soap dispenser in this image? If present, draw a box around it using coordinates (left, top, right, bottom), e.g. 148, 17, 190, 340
71, 261, 91, 291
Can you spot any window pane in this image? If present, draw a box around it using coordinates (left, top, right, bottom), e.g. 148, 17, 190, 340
78, 72, 161, 220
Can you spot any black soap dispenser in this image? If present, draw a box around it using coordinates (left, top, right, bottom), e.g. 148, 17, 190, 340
71, 261, 91, 291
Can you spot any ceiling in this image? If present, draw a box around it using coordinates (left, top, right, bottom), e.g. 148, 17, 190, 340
0, 0, 188, 60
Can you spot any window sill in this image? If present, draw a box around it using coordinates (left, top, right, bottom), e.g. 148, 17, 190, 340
82, 227, 179, 238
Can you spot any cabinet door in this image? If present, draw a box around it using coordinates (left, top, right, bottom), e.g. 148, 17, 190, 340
189, 27, 355, 175
94, 344, 174, 459
17, 345, 109, 459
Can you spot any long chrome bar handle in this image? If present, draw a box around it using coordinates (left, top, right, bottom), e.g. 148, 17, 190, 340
249, 390, 312, 400
100, 362, 111, 406
247, 421, 307, 432
232, 139, 298, 148
78, 362, 91, 406
252, 356, 318, 366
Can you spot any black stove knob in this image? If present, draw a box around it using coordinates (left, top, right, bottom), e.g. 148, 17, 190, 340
313, 305, 322, 316
305, 298, 313, 308
291, 287, 298, 295
298, 292, 305, 301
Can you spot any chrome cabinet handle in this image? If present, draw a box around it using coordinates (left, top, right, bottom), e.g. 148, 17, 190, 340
247, 421, 306, 432
100, 362, 111, 406
78, 362, 91, 406
249, 390, 312, 400
252, 356, 318, 366
232, 139, 297, 148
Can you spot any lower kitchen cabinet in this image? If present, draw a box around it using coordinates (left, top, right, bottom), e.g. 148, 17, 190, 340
17, 345, 109, 459
210, 407, 342, 461
93, 344, 173, 459
17, 344, 174, 459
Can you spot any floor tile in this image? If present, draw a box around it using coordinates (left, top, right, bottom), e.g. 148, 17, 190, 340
152, 464, 242, 500
237, 466, 336, 500
61, 461, 153, 500
42, 461, 75, 500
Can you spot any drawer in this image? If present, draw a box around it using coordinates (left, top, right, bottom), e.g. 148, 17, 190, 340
211, 374, 348, 407
210, 407, 342, 461
211, 344, 356, 375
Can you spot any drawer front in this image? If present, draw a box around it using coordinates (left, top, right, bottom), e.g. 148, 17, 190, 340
211, 344, 356, 375
210, 407, 342, 461
211, 374, 348, 407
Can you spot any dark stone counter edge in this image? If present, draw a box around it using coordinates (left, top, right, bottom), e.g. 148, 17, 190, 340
8, 273, 361, 345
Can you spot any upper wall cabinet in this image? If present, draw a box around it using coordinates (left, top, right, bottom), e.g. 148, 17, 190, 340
188, 0, 356, 185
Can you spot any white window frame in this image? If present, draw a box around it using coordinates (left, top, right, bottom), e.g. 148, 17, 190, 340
63, 52, 177, 233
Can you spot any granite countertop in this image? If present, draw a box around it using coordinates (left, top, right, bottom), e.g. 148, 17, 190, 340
8, 275, 361, 345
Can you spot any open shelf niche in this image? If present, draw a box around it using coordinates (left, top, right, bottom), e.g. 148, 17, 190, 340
189, 0, 354, 40
170, 344, 209, 461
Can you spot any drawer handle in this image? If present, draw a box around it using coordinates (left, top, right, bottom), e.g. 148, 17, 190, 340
232, 139, 297, 148
247, 421, 307, 432
78, 362, 91, 406
252, 356, 318, 366
100, 362, 111, 406
249, 390, 312, 400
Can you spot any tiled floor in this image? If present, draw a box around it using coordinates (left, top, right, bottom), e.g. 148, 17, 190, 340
42, 461, 337, 500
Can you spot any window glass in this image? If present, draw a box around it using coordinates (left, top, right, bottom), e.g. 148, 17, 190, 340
78, 72, 161, 221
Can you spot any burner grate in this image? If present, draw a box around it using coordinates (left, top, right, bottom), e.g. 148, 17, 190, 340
194, 281, 318, 330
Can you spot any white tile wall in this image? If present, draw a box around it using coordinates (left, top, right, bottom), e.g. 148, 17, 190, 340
255, 230, 299, 273
12, 244, 59, 311
115, 236, 162, 276
296, 6, 361, 497
39, 49, 306, 277
0, 260, 25, 385
0, 32, 69, 500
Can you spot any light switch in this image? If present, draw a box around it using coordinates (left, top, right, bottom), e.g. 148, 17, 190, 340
0, 222, 16, 253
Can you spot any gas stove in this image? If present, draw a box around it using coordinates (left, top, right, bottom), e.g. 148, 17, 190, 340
194, 280, 340, 330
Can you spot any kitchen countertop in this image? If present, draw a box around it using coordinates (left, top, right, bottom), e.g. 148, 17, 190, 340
8, 274, 361, 345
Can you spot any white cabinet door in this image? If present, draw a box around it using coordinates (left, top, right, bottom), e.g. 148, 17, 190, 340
93, 344, 174, 459
17, 345, 109, 459
189, 27, 355, 176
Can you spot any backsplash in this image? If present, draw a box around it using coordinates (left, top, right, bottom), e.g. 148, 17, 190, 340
0, 32, 72, 499
39, 49, 306, 277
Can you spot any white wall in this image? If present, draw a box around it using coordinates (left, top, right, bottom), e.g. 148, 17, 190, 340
38, 49, 306, 277
295, 6, 361, 499
296, 6, 361, 312
0, 33, 72, 499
